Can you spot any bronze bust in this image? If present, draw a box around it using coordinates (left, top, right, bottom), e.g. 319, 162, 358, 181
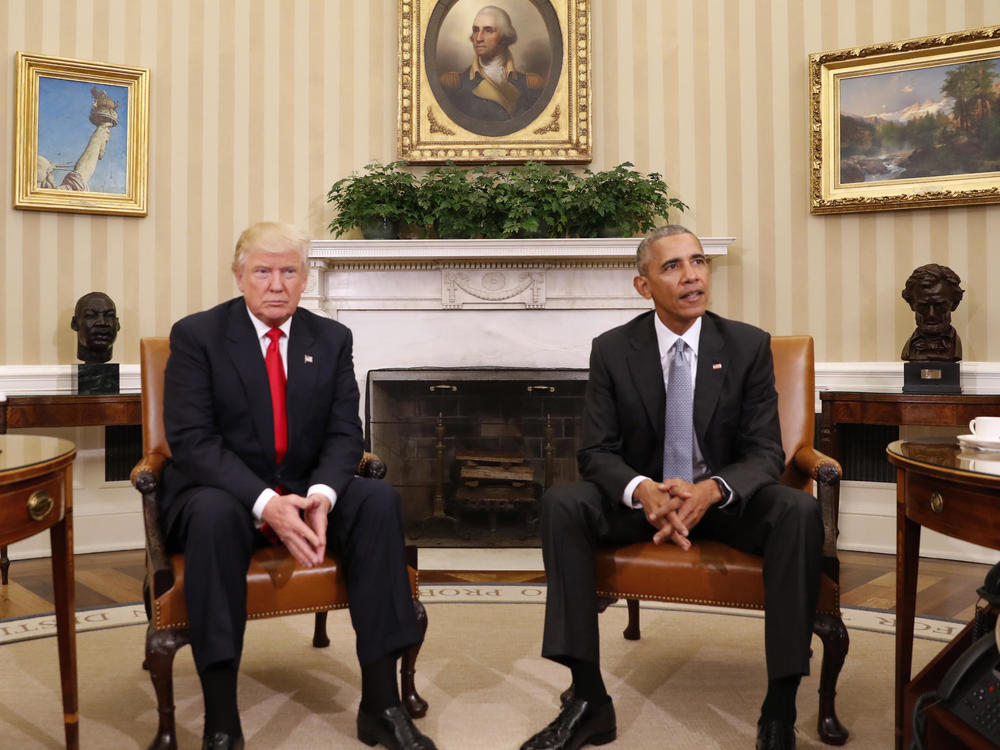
71, 292, 120, 363
900, 264, 964, 362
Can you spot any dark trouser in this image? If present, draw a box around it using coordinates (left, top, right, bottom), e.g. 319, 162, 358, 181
166, 476, 421, 673
540, 480, 824, 680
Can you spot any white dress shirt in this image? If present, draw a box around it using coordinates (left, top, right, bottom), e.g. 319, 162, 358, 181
246, 307, 337, 522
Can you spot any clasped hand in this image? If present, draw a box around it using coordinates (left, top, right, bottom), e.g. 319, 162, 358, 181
260, 492, 331, 568
634, 477, 721, 549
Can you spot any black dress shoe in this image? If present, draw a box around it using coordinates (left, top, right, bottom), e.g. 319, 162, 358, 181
520, 698, 617, 750
201, 731, 244, 750
756, 718, 795, 750
357, 705, 438, 749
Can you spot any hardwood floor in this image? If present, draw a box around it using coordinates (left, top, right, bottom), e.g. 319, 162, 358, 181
0, 548, 992, 623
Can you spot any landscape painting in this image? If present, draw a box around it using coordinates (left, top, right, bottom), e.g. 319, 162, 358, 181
809, 25, 1000, 214
839, 58, 1000, 184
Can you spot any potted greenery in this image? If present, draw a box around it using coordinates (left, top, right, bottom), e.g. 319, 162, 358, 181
416, 163, 494, 239
326, 161, 419, 239
569, 162, 688, 237
490, 162, 580, 238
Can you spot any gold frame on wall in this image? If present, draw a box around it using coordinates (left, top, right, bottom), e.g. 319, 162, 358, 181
809, 25, 1000, 215
14, 52, 149, 216
398, 0, 591, 164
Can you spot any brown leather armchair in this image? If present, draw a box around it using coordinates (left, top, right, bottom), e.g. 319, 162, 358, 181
592, 335, 849, 745
131, 337, 427, 750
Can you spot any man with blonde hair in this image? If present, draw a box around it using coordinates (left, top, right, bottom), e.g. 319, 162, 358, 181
161, 221, 436, 750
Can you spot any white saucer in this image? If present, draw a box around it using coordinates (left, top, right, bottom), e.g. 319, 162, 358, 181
958, 434, 1000, 450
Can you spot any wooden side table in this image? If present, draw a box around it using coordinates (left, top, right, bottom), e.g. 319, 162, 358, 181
0, 393, 140, 584
820, 391, 1000, 464
0, 435, 78, 749
887, 438, 1000, 750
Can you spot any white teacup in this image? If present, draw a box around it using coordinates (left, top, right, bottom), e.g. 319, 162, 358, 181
969, 416, 1000, 441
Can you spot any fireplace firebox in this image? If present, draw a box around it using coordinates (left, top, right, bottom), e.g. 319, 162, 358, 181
366, 368, 587, 546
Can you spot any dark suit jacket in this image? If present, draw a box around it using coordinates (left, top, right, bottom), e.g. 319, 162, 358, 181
577, 310, 785, 514
160, 297, 363, 526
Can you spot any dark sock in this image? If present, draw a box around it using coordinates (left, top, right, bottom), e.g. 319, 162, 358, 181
200, 660, 241, 737
761, 675, 800, 723
361, 653, 401, 714
568, 658, 610, 707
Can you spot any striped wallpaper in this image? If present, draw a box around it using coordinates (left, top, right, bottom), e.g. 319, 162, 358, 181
2, 0, 999, 366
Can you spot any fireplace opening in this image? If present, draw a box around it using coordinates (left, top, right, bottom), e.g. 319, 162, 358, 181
366, 368, 587, 547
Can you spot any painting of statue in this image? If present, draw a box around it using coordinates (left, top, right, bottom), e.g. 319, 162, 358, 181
36, 78, 129, 194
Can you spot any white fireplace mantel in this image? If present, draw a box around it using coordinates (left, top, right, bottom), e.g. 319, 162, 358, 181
308, 236, 734, 266
305, 236, 733, 319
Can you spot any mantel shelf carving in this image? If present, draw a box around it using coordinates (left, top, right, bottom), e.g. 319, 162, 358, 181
309, 236, 734, 269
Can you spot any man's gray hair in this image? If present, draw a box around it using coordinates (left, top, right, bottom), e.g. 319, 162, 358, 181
475, 5, 517, 45
635, 225, 701, 275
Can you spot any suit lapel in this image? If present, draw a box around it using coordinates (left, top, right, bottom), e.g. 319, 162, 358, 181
694, 313, 725, 441
285, 310, 318, 456
224, 302, 276, 462
625, 313, 665, 444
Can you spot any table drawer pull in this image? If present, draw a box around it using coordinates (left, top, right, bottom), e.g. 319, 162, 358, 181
929, 492, 944, 514
27, 490, 54, 521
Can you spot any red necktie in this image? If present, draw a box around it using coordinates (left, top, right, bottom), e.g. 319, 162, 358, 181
261, 328, 287, 546
265, 328, 287, 465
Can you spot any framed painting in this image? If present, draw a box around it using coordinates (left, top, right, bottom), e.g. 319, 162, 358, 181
398, 0, 591, 164
809, 25, 1000, 214
14, 52, 149, 216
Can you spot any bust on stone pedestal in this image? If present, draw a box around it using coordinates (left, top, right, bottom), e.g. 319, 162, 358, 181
72, 292, 120, 394
901, 264, 964, 394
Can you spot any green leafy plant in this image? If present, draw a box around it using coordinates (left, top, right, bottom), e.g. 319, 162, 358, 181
568, 162, 688, 237
416, 163, 494, 239
491, 162, 580, 238
326, 160, 686, 240
326, 161, 419, 239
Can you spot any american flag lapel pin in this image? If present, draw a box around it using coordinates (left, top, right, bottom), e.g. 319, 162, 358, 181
304, 355, 313, 364
712, 362, 723, 370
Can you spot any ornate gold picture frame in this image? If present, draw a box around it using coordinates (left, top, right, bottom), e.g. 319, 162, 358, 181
14, 52, 149, 216
399, 0, 591, 164
809, 25, 1000, 215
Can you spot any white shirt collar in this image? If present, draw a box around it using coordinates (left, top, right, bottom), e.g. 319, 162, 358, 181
245, 305, 292, 340
653, 314, 702, 362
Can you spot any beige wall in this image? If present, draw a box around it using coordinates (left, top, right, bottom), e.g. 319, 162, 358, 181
3, 0, 999, 366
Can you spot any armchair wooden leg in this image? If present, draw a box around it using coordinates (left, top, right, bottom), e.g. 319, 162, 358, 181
145, 626, 190, 750
312, 611, 330, 648
401, 599, 429, 719
813, 613, 850, 745
623, 599, 641, 640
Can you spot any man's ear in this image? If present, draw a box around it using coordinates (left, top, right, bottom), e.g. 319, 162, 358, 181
70, 316, 79, 332
633, 274, 651, 299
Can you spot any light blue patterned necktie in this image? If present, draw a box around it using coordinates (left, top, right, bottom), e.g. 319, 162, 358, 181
663, 339, 693, 482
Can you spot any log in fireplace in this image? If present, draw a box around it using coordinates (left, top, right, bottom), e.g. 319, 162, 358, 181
366, 368, 587, 546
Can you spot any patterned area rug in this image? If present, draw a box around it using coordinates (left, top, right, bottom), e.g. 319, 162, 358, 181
0, 584, 956, 749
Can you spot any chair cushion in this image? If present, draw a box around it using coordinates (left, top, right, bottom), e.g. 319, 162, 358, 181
152, 547, 419, 630
594, 541, 839, 615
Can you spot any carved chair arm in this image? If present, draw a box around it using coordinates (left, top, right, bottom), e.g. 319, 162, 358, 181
358, 451, 387, 479
791, 445, 842, 559
131, 452, 173, 597
792, 445, 842, 486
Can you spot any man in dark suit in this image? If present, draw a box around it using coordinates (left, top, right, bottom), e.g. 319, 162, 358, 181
520, 226, 823, 750
161, 222, 437, 750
